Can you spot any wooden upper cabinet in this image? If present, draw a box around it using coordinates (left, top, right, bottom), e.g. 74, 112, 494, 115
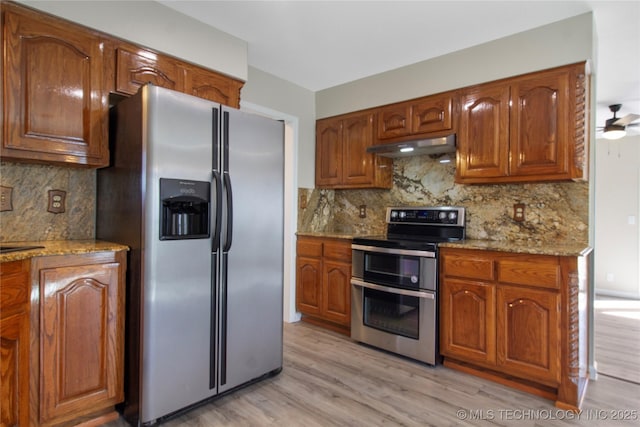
412, 95, 453, 134
457, 62, 588, 184
2, 3, 109, 167
115, 45, 243, 107
342, 113, 375, 186
458, 84, 510, 179
376, 92, 455, 142
315, 119, 343, 187
115, 46, 183, 94
377, 103, 412, 140
510, 70, 570, 177
316, 112, 392, 189
184, 65, 242, 107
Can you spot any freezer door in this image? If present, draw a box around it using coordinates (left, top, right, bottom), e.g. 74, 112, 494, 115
218, 108, 284, 393
141, 86, 219, 423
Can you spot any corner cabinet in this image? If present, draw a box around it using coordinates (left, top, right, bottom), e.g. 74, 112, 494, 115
1, 2, 110, 167
296, 236, 352, 334
456, 62, 589, 184
0, 260, 31, 427
31, 251, 126, 426
439, 247, 591, 410
316, 112, 392, 189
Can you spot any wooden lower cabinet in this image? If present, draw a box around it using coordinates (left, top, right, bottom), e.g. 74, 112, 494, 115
31, 251, 126, 427
439, 247, 590, 410
0, 260, 31, 427
496, 284, 560, 385
296, 236, 351, 334
440, 278, 496, 365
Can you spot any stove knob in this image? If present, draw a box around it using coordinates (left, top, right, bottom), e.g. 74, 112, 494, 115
438, 211, 446, 220
449, 212, 457, 221
399, 211, 406, 219
390, 211, 398, 219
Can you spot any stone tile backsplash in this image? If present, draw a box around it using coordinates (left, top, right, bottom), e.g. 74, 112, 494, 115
298, 155, 588, 245
0, 162, 95, 241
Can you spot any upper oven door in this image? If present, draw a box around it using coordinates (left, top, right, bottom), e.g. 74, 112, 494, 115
352, 245, 436, 291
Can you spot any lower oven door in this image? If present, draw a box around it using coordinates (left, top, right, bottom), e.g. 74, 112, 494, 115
351, 279, 437, 365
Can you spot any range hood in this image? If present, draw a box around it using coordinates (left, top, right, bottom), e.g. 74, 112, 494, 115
367, 134, 456, 158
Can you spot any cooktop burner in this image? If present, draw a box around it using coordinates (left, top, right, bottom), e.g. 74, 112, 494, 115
353, 207, 465, 249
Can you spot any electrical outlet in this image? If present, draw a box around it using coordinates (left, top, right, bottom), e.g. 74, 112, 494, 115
359, 204, 367, 219
48, 190, 66, 214
0, 186, 13, 211
513, 203, 525, 222
299, 193, 307, 209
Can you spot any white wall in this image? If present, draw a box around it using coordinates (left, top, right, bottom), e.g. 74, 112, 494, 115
19, 0, 247, 81
595, 134, 640, 298
316, 13, 594, 118
241, 67, 316, 189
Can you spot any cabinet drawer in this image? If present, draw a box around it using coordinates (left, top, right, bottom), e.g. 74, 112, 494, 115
297, 238, 323, 258
497, 257, 560, 289
323, 241, 352, 261
0, 260, 29, 310
442, 252, 494, 281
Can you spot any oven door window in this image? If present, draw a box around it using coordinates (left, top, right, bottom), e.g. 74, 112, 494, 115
363, 288, 419, 339
363, 252, 420, 288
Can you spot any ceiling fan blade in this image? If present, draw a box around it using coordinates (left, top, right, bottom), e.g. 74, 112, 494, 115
613, 113, 640, 126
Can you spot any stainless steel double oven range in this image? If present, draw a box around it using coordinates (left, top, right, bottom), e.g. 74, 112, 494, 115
351, 207, 465, 365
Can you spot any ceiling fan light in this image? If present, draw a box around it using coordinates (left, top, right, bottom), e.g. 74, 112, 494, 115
603, 124, 626, 140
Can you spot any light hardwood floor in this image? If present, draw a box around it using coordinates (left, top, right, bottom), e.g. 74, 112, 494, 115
108, 319, 640, 427
594, 296, 640, 384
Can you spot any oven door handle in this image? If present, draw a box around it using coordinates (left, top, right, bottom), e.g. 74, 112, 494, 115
351, 244, 435, 258
351, 279, 435, 299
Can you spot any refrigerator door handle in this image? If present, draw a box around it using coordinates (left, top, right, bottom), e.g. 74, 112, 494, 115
209, 253, 218, 390
220, 253, 228, 386
212, 171, 223, 250
222, 173, 233, 252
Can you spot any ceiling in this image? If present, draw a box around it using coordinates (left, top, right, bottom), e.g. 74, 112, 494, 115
159, 0, 640, 131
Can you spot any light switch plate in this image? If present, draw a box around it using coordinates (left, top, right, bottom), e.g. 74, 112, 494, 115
0, 186, 13, 212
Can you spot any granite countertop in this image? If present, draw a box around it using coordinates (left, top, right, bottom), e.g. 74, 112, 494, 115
296, 231, 365, 240
296, 231, 592, 257
439, 239, 592, 257
0, 240, 129, 262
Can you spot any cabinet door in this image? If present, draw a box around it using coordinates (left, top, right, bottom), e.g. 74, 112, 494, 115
496, 285, 560, 384
39, 262, 123, 424
377, 103, 412, 140
0, 312, 30, 427
3, 6, 108, 167
115, 47, 183, 95
411, 95, 453, 134
183, 65, 242, 107
322, 260, 351, 326
440, 278, 496, 364
509, 70, 570, 177
296, 256, 323, 316
342, 113, 376, 187
457, 84, 510, 180
315, 119, 343, 187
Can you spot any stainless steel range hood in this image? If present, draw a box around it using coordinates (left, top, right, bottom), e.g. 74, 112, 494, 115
367, 134, 456, 158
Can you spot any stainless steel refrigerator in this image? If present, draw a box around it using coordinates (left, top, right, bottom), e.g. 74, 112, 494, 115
97, 85, 284, 426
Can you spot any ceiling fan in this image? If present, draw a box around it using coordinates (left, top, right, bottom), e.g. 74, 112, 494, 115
599, 104, 640, 140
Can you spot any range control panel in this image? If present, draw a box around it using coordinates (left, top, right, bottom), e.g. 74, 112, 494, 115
387, 207, 465, 226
